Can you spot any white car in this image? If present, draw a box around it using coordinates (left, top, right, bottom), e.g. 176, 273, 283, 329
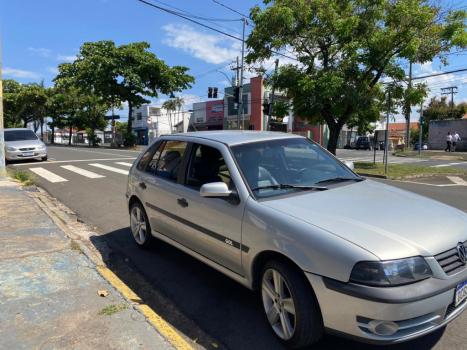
4, 128, 48, 162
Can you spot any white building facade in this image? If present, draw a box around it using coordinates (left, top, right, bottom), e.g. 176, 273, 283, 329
132, 104, 191, 145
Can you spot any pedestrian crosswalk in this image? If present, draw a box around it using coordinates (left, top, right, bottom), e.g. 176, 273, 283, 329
26, 162, 131, 183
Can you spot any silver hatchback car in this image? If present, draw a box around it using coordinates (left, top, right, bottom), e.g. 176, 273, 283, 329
126, 131, 467, 348
4, 128, 48, 161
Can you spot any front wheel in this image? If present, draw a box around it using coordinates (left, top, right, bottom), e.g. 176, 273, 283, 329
261, 260, 323, 348
129, 202, 152, 248
41, 156, 48, 161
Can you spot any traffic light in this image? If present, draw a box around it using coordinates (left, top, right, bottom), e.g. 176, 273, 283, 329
262, 100, 270, 115
213, 87, 218, 99
208, 87, 213, 98
233, 86, 240, 103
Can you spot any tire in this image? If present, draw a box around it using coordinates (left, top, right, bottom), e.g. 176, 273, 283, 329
129, 201, 153, 248
41, 156, 48, 161
260, 260, 323, 348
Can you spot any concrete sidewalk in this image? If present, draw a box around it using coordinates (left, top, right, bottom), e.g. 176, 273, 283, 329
0, 178, 173, 349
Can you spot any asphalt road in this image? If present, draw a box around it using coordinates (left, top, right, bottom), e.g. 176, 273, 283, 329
9, 145, 467, 350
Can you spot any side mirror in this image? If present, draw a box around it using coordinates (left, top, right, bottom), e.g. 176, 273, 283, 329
200, 182, 232, 197
344, 161, 355, 171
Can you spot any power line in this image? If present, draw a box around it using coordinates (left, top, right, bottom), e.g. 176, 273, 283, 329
412, 68, 467, 80
136, 0, 299, 62
211, 0, 249, 19
136, 0, 243, 41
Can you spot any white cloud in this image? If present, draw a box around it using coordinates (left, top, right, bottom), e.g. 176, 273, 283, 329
3, 67, 41, 79
56, 54, 76, 63
162, 23, 239, 64
47, 67, 59, 75
28, 47, 52, 57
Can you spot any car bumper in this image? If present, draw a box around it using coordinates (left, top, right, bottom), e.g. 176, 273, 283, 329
306, 268, 467, 344
6, 150, 47, 160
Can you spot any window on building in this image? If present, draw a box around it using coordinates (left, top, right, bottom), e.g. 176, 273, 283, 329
136, 112, 143, 120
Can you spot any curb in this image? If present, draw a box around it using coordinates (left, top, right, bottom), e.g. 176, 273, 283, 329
357, 172, 388, 179
27, 185, 197, 350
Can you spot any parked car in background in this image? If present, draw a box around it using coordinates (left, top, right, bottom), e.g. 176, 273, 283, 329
4, 128, 47, 162
414, 142, 429, 151
126, 131, 467, 348
355, 136, 372, 150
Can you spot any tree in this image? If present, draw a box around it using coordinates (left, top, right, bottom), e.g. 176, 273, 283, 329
246, 0, 467, 154
46, 87, 69, 144
162, 99, 177, 133
3, 79, 23, 128
78, 94, 109, 147
54, 41, 194, 145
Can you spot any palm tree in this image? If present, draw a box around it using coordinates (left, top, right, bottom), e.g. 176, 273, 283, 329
162, 99, 177, 133
173, 96, 184, 126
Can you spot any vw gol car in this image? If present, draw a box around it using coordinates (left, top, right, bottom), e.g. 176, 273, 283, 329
4, 128, 48, 162
126, 131, 467, 348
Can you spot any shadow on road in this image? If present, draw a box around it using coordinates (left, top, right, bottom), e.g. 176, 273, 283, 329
90, 227, 445, 350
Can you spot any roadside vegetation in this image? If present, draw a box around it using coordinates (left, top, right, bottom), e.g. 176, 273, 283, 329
393, 151, 467, 161
355, 162, 467, 179
98, 303, 128, 316
7, 169, 36, 186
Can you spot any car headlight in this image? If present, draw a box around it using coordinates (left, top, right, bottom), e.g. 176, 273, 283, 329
38, 144, 46, 149
6, 146, 16, 151
350, 257, 432, 286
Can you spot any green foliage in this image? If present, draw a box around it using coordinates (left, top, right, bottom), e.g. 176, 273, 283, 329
54, 40, 194, 141
272, 100, 289, 119
246, 0, 467, 154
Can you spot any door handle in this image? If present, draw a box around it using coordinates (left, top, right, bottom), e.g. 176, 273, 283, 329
139, 182, 147, 190
177, 198, 188, 208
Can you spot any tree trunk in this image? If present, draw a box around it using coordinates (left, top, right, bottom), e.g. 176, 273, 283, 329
68, 125, 72, 146
40, 119, 44, 141
127, 101, 133, 135
405, 117, 410, 150
327, 124, 342, 155
51, 124, 55, 144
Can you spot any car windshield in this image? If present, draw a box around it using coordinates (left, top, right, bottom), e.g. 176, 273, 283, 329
231, 138, 361, 199
5, 130, 38, 142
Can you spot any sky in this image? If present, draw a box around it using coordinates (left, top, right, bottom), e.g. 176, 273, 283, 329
1, 0, 467, 123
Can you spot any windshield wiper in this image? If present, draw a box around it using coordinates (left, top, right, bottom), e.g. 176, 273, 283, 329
315, 177, 364, 185
251, 184, 328, 192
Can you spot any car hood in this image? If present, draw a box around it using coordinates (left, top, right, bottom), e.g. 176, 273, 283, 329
261, 180, 467, 260
6, 139, 44, 148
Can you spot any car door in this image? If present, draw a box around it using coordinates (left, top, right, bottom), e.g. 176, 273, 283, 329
173, 141, 245, 275
137, 139, 191, 244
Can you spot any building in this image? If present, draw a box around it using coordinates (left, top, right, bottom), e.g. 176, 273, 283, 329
132, 104, 190, 145
428, 119, 467, 151
191, 100, 225, 131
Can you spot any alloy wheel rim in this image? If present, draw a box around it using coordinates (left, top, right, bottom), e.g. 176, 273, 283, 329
130, 206, 147, 244
261, 268, 296, 340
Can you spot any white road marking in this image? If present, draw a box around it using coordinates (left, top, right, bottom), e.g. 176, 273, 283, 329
29, 167, 68, 183
12, 157, 135, 166
430, 163, 462, 168
61, 165, 105, 179
89, 163, 129, 175
447, 176, 467, 186
114, 162, 133, 167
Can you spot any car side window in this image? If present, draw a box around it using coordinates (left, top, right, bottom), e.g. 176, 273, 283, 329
137, 142, 161, 171
185, 143, 233, 190
153, 140, 187, 182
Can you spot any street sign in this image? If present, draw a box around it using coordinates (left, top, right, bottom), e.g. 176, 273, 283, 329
105, 115, 120, 120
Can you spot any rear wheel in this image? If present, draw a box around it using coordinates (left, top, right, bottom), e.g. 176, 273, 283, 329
130, 202, 152, 248
261, 260, 323, 348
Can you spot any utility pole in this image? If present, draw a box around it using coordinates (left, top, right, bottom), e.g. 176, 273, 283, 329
441, 86, 458, 118
384, 88, 392, 175
404, 61, 412, 150
267, 58, 279, 131
419, 101, 424, 157
0, 36, 6, 177
236, 18, 247, 130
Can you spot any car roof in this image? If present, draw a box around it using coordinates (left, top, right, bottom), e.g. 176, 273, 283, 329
166, 131, 303, 146
5, 128, 33, 131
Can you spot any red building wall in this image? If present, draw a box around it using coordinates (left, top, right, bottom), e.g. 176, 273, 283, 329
250, 76, 264, 130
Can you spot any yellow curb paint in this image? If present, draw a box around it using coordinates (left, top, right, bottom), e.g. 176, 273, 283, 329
97, 266, 194, 350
